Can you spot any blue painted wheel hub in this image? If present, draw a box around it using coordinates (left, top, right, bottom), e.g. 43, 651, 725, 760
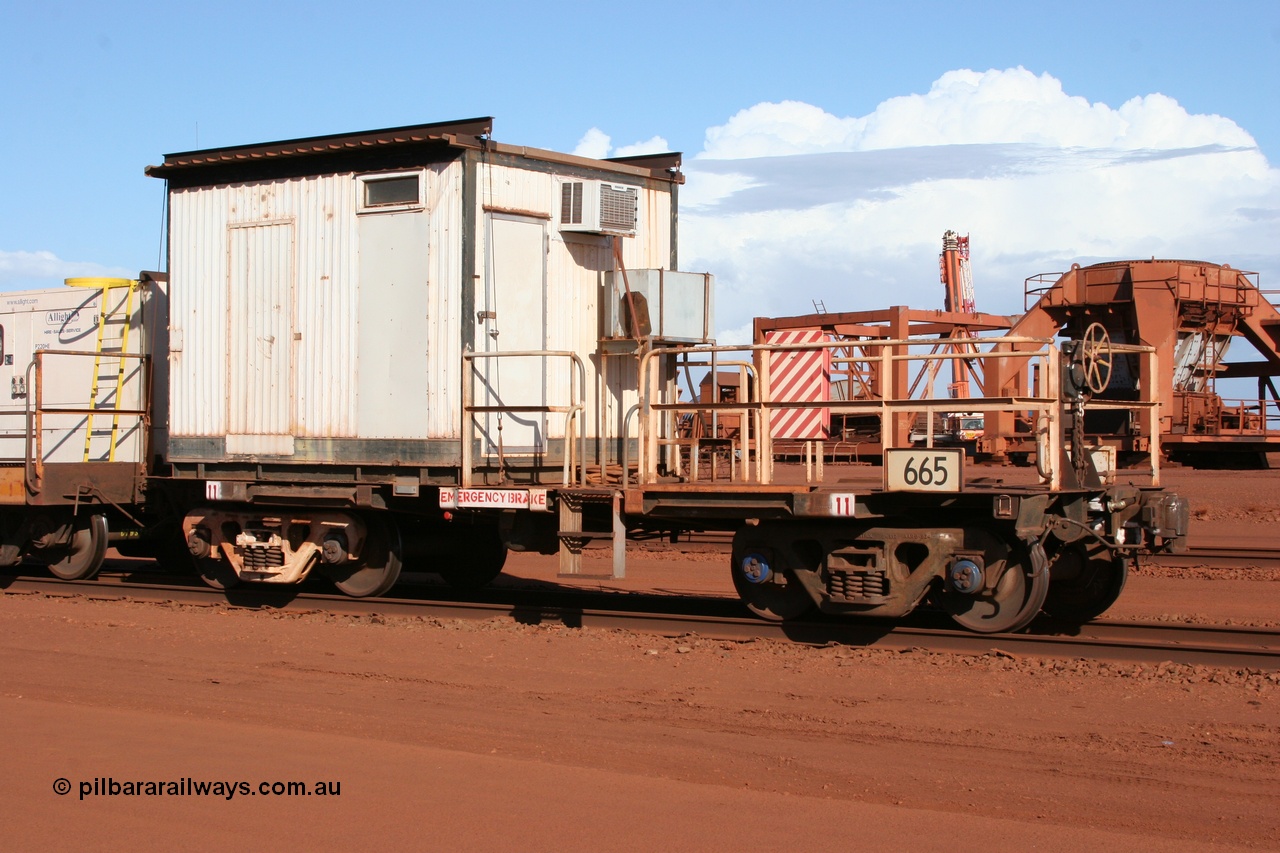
949, 558, 983, 594
740, 552, 773, 584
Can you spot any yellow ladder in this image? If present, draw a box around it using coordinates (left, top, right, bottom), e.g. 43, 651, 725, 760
65, 277, 139, 462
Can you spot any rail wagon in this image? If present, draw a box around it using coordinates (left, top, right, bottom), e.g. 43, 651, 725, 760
3, 116, 1184, 634
0, 276, 166, 578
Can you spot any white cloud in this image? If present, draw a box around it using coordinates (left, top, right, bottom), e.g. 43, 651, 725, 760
698, 68, 1256, 158
613, 135, 671, 158
572, 127, 612, 159
573, 129, 671, 160
0, 250, 132, 291
682, 68, 1280, 345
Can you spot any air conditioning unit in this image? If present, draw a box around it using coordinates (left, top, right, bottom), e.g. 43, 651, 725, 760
559, 180, 638, 235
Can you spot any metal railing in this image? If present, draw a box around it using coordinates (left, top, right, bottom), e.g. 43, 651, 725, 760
1024, 272, 1064, 311
637, 336, 1162, 491
1198, 395, 1280, 436
460, 348, 587, 487
24, 349, 150, 494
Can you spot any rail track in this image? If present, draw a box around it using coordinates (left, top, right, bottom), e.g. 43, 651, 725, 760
639, 533, 1280, 570
1152, 545, 1280, 569
4, 567, 1277, 671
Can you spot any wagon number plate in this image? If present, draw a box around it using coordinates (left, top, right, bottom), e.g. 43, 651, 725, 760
885, 448, 963, 492
828, 493, 856, 517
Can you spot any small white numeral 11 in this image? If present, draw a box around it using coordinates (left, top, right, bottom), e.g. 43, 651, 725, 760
828, 493, 855, 516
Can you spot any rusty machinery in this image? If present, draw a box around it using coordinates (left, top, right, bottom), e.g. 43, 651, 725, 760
755, 256, 1280, 467
983, 259, 1280, 466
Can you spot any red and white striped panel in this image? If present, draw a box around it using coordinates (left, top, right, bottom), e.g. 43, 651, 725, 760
765, 329, 830, 439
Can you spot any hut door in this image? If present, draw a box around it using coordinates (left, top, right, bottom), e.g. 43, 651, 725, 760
227, 222, 295, 453
481, 214, 547, 454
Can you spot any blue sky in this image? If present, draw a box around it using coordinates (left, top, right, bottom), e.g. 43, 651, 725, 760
3, 0, 1278, 342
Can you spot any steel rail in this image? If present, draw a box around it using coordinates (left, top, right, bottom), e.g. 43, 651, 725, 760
1151, 546, 1280, 569
3, 572, 1276, 671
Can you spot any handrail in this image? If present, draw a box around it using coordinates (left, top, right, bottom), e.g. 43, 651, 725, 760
675, 359, 755, 482
620, 404, 640, 488
1024, 272, 1064, 311
1202, 395, 1280, 436
24, 349, 151, 495
461, 349, 587, 487
636, 336, 1163, 490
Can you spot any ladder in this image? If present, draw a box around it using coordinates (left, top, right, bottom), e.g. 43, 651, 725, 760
66, 278, 139, 462
557, 489, 627, 580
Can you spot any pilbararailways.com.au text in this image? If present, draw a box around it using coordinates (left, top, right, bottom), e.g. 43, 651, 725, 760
55, 777, 341, 800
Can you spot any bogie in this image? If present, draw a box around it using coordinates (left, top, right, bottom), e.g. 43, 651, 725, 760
729, 518, 1055, 633
181, 508, 404, 597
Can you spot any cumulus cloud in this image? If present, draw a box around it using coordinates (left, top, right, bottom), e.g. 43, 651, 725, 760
573, 128, 671, 160
699, 68, 1255, 158
680, 68, 1280, 343
613, 135, 672, 158
572, 127, 612, 160
0, 250, 132, 291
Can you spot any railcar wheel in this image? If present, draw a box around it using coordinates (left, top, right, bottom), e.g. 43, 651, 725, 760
730, 548, 816, 622
437, 527, 508, 590
939, 540, 1049, 634
45, 514, 109, 581
0, 511, 22, 568
1042, 549, 1128, 624
197, 557, 241, 590
324, 515, 403, 598
181, 525, 241, 589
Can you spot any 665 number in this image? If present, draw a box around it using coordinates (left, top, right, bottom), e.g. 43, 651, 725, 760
885, 448, 962, 492
900, 455, 951, 487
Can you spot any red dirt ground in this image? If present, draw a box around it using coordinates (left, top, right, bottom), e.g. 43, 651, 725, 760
3, 465, 1278, 851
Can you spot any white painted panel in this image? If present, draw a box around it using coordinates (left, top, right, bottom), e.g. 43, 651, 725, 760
549, 233, 609, 457
294, 173, 360, 437
356, 208, 431, 438
228, 222, 294, 444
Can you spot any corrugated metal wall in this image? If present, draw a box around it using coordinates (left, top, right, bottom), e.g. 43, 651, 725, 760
170, 176, 361, 439
168, 163, 463, 444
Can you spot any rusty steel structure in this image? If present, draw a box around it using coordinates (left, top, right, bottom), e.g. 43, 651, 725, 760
752, 306, 1014, 456
754, 255, 1280, 467
982, 259, 1280, 465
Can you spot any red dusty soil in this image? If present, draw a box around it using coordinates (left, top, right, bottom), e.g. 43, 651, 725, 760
3, 465, 1279, 851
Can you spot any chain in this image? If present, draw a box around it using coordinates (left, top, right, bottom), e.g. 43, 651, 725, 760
1073, 395, 1087, 483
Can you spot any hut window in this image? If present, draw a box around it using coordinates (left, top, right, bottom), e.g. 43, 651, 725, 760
360, 174, 421, 209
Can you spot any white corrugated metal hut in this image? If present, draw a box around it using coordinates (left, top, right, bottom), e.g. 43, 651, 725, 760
146, 117, 691, 487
